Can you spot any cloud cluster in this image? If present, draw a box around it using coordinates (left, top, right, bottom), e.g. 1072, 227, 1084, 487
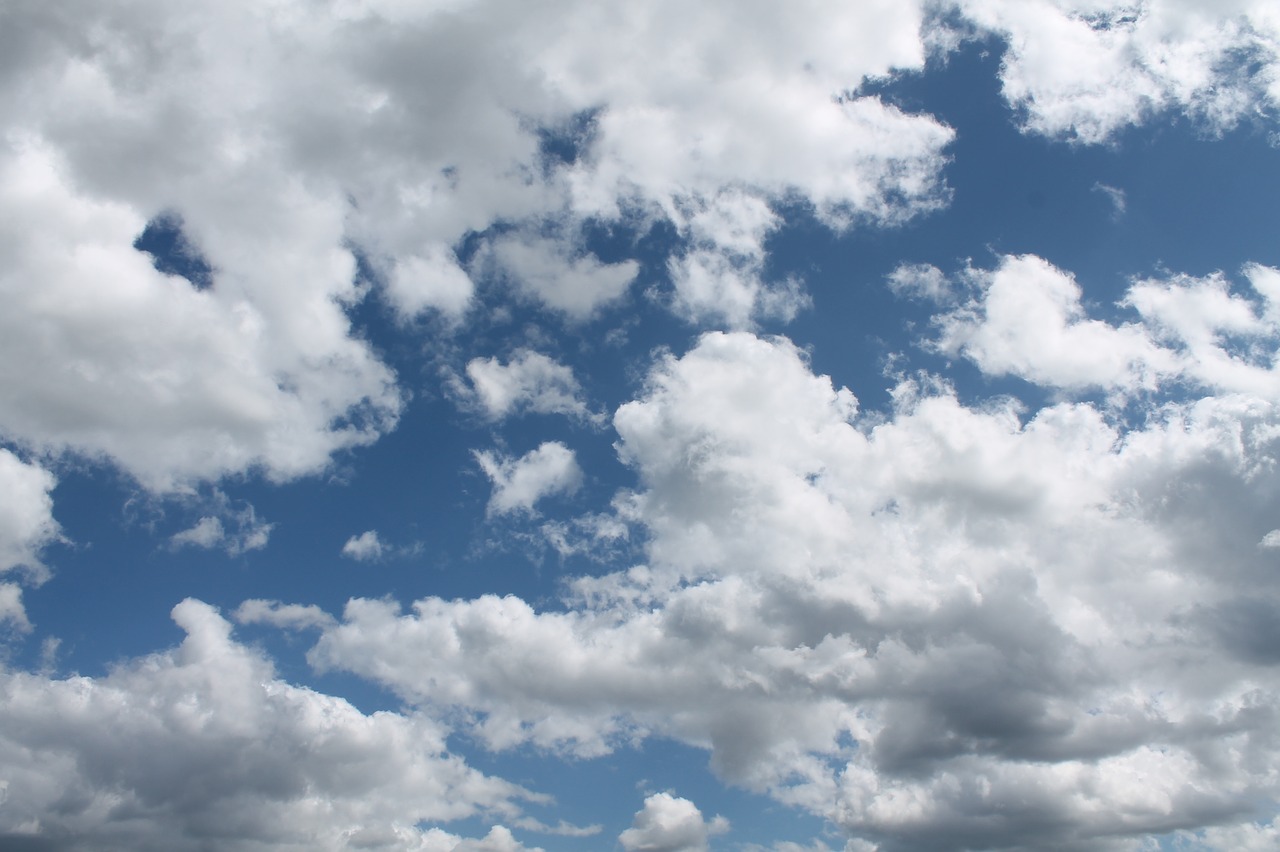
0, 0, 960, 502
311, 327, 1280, 850
0, 600, 542, 851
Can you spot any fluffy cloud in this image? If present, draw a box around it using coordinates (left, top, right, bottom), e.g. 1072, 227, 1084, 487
0, 0, 971, 501
955, 0, 1280, 142
0, 449, 61, 631
472, 231, 639, 320
0, 599, 541, 851
460, 350, 596, 424
342, 530, 386, 562
618, 793, 728, 852
932, 255, 1280, 398
310, 330, 1280, 850
474, 442, 583, 516
0, 449, 59, 579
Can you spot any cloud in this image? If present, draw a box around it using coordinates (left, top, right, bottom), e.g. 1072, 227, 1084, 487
885, 262, 955, 304
234, 599, 336, 632
0, 449, 59, 580
168, 496, 273, 556
1092, 181, 1127, 218
460, 350, 596, 424
0, 449, 61, 632
310, 330, 1280, 850
473, 231, 639, 320
474, 442, 583, 516
667, 190, 809, 328
0, 141, 402, 493
954, 0, 1280, 142
342, 530, 386, 562
0, 599, 542, 851
618, 793, 728, 852
933, 255, 1280, 398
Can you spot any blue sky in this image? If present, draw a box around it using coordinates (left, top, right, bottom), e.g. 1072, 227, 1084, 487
4, 3, 1280, 851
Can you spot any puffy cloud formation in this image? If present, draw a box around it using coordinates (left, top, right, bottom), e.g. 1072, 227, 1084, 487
934, 255, 1280, 398
461, 350, 596, 424
0, 599, 541, 851
3, 0, 1276, 498
957, 0, 1280, 142
342, 530, 386, 562
0, 0, 962, 499
618, 793, 728, 852
475, 442, 583, 516
0, 450, 61, 631
312, 329, 1280, 850
0, 449, 59, 579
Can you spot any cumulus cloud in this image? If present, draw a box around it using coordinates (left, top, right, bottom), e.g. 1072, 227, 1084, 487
0, 599, 542, 851
934, 255, 1280, 398
953, 0, 1280, 142
618, 793, 728, 852
0, 449, 60, 580
460, 350, 596, 423
474, 442, 583, 516
342, 530, 386, 562
0, 449, 61, 631
309, 330, 1280, 850
474, 231, 639, 320
667, 190, 809, 328
0, 0, 984, 507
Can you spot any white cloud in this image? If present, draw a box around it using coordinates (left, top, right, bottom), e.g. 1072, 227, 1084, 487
934, 255, 1280, 399
0, 449, 59, 580
1093, 181, 1127, 218
667, 190, 809, 328
168, 496, 274, 556
618, 793, 728, 852
0, 583, 32, 634
310, 330, 1280, 850
342, 530, 386, 562
475, 442, 583, 516
474, 232, 639, 320
0, 599, 542, 851
234, 599, 336, 632
886, 262, 955, 304
461, 350, 596, 423
953, 0, 1280, 142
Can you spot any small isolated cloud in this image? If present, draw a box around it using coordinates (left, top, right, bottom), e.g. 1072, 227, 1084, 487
342, 529, 386, 562
475, 442, 583, 516
169, 496, 273, 556
618, 792, 728, 852
886, 262, 955, 303
462, 350, 597, 424
234, 599, 336, 631
1260, 529, 1280, 549
1093, 182, 1127, 219
0, 449, 60, 582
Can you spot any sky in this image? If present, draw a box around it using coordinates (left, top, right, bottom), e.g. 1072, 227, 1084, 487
3, 1, 1280, 850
